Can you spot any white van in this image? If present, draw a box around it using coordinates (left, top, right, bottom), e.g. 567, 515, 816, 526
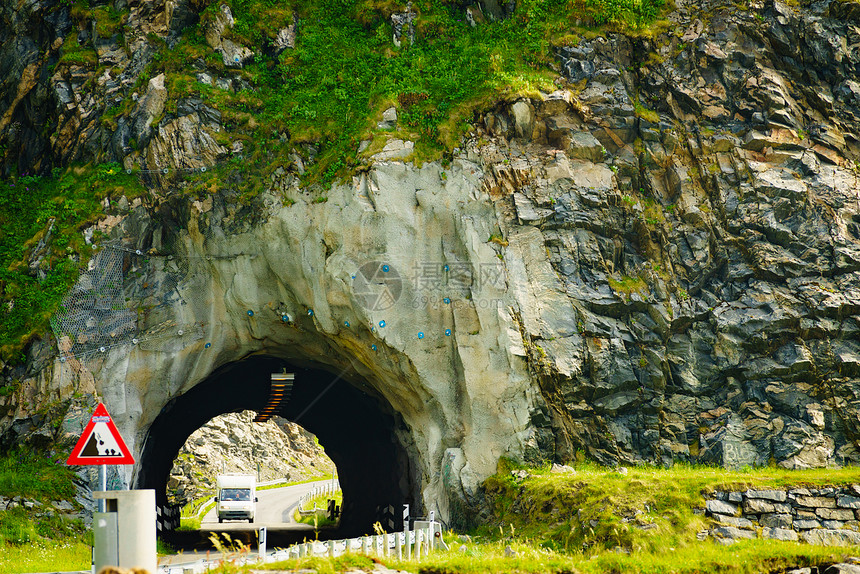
215, 474, 257, 523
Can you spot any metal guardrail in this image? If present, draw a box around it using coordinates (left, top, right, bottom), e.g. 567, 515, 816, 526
158, 521, 447, 574
295, 481, 341, 517
283, 522, 447, 560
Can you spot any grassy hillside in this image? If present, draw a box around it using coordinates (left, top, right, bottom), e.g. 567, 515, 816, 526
157, 0, 665, 184
0, 450, 91, 574
248, 462, 859, 574
482, 460, 860, 553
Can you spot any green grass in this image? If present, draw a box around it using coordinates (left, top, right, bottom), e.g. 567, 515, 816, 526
0, 164, 145, 362
258, 473, 335, 491
178, 515, 203, 531
180, 491, 216, 518
0, 450, 76, 501
0, 450, 89, 569
0, 539, 92, 574
0, 507, 86, 546
194, 463, 860, 573
398, 538, 851, 574
482, 460, 860, 554
230, 538, 853, 574
57, 34, 98, 66
607, 274, 649, 296
257, 554, 375, 574
634, 99, 660, 123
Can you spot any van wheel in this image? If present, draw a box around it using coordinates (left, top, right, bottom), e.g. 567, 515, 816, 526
249, 517, 254, 523
218, 517, 223, 523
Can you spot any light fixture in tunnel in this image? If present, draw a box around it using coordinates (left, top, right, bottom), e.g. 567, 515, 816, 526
253, 373, 294, 423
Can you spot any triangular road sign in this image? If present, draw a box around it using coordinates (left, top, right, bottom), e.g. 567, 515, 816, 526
67, 403, 134, 465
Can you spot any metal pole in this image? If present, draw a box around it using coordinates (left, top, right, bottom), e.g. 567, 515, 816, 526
98, 464, 106, 512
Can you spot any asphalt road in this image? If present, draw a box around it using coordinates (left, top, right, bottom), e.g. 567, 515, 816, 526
202, 479, 335, 530
163, 479, 340, 551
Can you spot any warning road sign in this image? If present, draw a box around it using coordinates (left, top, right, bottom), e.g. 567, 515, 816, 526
67, 403, 134, 465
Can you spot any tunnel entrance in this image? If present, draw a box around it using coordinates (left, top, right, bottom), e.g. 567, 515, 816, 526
136, 355, 415, 538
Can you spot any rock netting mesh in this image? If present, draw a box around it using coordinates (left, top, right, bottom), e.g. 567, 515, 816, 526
50, 243, 197, 362
50, 244, 138, 360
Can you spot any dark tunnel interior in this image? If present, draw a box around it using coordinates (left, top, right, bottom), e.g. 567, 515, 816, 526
136, 355, 414, 536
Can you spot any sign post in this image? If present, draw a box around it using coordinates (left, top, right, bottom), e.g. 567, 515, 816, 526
67, 403, 148, 573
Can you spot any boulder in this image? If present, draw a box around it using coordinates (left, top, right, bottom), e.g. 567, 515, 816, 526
803, 529, 860, 546
706, 499, 738, 516
745, 489, 787, 502
761, 527, 799, 541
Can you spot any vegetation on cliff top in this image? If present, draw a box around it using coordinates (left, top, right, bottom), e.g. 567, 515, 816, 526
149, 0, 666, 185
482, 459, 860, 554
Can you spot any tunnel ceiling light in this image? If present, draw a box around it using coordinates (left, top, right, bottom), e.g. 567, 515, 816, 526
254, 373, 295, 423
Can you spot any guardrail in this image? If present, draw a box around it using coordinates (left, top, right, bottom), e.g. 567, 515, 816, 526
295, 481, 341, 517
283, 521, 446, 560
159, 521, 447, 574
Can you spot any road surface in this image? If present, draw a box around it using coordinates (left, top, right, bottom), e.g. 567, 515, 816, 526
202, 479, 335, 531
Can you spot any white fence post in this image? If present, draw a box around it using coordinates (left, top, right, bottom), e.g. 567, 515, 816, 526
406, 529, 412, 560
396, 531, 403, 560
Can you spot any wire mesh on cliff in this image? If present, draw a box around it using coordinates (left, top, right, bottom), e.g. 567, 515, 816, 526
49, 244, 138, 360
49, 243, 197, 362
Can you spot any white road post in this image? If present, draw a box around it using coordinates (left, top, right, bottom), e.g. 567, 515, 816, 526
403, 504, 410, 560
258, 527, 266, 559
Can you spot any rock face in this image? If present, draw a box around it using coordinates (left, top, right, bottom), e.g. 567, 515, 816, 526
1, 0, 860, 530
168, 411, 335, 504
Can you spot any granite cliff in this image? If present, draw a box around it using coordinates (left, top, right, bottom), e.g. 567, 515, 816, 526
0, 0, 859, 529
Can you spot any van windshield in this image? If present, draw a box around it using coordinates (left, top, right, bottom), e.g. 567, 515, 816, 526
221, 488, 251, 501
